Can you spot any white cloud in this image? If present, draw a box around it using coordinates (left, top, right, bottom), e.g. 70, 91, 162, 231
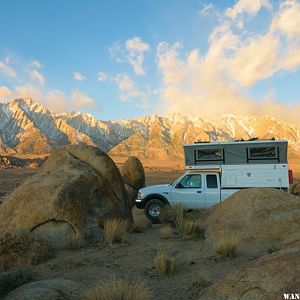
0, 59, 16, 78
0, 86, 11, 102
156, 0, 300, 125
71, 89, 98, 109
114, 74, 148, 105
73, 72, 86, 81
45, 90, 69, 112
110, 37, 150, 76
197, 3, 215, 17
226, 0, 272, 19
15, 83, 42, 101
125, 37, 150, 75
97, 71, 107, 81
31, 60, 42, 68
271, 1, 300, 38
30, 70, 45, 85
228, 34, 280, 87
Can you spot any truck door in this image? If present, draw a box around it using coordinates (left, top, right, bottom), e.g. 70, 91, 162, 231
204, 173, 221, 208
170, 173, 205, 208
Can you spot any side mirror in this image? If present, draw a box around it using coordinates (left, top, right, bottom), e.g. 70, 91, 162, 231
175, 183, 182, 189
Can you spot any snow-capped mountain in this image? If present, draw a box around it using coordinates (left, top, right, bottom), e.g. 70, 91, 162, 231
0, 98, 300, 159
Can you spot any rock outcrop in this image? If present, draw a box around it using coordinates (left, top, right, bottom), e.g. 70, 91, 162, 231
0, 156, 46, 169
202, 188, 300, 256
120, 156, 145, 207
200, 246, 300, 300
0, 145, 132, 249
4, 278, 82, 300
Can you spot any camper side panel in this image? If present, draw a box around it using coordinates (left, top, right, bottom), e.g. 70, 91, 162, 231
221, 164, 289, 189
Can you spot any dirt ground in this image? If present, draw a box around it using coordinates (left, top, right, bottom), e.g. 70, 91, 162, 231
33, 207, 254, 300
0, 167, 267, 299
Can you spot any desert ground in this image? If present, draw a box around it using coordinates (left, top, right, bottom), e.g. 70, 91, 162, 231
0, 159, 299, 299
0, 167, 252, 299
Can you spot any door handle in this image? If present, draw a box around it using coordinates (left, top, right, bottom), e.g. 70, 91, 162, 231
197, 191, 202, 193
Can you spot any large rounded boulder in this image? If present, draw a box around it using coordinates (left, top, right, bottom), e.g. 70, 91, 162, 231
0, 145, 132, 249
202, 188, 300, 256
120, 156, 145, 207
199, 246, 300, 300
4, 278, 82, 300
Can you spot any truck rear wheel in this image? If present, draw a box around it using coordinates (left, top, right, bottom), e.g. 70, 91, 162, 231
145, 199, 165, 223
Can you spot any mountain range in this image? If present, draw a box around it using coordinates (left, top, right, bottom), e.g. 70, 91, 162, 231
1, 98, 300, 160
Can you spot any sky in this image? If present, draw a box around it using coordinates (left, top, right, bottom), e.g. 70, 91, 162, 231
1, 0, 300, 124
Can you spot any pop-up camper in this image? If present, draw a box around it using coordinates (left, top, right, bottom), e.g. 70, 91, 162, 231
136, 139, 292, 222
184, 139, 289, 189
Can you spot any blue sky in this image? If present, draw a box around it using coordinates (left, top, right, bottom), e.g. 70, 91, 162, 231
0, 0, 300, 123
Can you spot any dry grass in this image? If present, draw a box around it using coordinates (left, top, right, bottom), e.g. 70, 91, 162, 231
130, 219, 152, 233
191, 274, 211, 291
81, 277, 152, 300
154, 248, 177, 275
182, 219, 204, 238
159, 225, 177, 239
160, 205, 204, 239
0, 230, 53, 271
69, 233, 84, 249
215, 234, 238, 258
103, 218, 129, 246
160, 204, 185, 229
0, 267, 35, 298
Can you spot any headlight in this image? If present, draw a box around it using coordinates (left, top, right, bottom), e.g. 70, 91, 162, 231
137, 192, 142, 200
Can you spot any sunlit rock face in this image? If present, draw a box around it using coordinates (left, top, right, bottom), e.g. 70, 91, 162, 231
0, 144, 133, 249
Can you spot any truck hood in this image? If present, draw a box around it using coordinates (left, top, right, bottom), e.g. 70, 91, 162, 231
139, 184, 171, 197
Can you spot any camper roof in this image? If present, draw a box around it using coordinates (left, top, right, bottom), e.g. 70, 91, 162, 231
184, 139, 288, 147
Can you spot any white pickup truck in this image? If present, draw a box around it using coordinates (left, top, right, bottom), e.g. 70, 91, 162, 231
135, 139, 291, 222
136, 170, 224, 222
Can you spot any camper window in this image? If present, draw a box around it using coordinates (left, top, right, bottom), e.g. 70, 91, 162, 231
196, 149, 223, 161
249, 147, 277, 159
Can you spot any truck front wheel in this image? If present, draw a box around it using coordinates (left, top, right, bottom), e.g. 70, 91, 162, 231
145, 199, 165, 223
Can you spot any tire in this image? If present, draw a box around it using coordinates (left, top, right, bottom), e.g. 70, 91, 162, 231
145, 199, 165, 223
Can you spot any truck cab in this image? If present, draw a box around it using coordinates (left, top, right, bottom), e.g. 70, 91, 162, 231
135, 171, 221, 222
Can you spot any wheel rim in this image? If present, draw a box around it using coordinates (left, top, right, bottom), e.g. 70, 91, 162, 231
148, 204, 161, 217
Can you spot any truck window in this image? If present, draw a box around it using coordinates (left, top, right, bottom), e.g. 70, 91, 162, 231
206, 174, 218, 188
179, 174, 202, 188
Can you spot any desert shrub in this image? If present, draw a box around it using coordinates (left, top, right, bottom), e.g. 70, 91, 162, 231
215, 234, 238, 258
103, 218, 129, 246
130, 219, 152, 233
185, 209, 206, 221
69, 233, 84, 250
0, 267, 35, 298
160, 204, 185, 229
81, 277, 152, 300
182, 219, 205, 238
154, 248, 177, 275
160, 205, 205, 239
159, 225, 177, 239
0, 230, 53, 271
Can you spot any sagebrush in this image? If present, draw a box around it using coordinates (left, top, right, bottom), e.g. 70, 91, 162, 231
103, 218, 129, 246
0, 230, 53, 271
154, 248, 177, 275
215, 234, 238, 258
81, 277, 152, 300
